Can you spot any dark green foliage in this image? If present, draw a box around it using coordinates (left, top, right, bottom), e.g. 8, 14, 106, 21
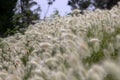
13, 0, 41, 32
106, 0, 120, 9
0, 0, 17, 37
68, 0, 90, 10
68, 0, 120, 11
0, 0, 41, 37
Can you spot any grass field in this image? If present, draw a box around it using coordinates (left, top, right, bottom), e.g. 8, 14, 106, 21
0, 3, 120, 80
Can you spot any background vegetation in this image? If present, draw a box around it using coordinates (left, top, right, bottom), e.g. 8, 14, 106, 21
0, 0, 41, 37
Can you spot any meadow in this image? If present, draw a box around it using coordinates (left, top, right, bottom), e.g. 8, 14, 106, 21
0, 3, 120, 80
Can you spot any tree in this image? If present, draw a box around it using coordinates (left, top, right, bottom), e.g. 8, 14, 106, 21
0, 0, 41, 37
13, 0, 41, 29
92, 0, 120, 9
68, 0, 90, 10
0, 0, 17, 37
106, 0, 120, 9
68, 0, 120, 11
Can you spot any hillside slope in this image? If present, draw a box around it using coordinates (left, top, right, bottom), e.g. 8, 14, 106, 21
0, 4, 120, 80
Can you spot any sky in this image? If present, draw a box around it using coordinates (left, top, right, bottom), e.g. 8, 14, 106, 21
34, 0, 71, 19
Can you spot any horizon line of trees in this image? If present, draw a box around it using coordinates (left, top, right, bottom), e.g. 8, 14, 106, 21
0, 0, 120, 37
68, 0, 120, 11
